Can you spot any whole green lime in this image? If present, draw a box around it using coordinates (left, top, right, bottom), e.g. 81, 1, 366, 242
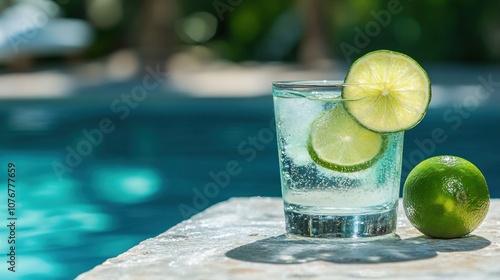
403, 155, 490, 239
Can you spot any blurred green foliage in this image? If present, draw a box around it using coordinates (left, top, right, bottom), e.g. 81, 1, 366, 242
199, 0, 500, 63
55, 0, 500, 64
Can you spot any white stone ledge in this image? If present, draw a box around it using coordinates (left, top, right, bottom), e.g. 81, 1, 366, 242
76, 198, 500, 280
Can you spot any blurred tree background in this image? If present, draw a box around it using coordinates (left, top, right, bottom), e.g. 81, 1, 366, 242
2, 0, 500, 70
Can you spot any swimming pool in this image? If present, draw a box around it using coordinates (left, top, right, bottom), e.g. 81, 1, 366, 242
0, 85, 498, 279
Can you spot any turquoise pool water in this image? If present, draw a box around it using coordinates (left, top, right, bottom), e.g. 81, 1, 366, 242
0, 93, 498, 279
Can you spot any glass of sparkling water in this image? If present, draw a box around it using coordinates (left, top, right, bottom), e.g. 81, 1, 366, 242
272, 80, 404, 239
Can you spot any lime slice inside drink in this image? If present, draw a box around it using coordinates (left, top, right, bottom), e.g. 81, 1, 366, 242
307, 105, 386, 172
342, 50, 431, 133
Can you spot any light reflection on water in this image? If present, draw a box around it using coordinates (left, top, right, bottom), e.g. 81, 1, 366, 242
0, 152, 165, 280
90, 167, 161, 203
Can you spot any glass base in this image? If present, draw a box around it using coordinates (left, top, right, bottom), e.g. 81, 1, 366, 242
284, 208, 397, 239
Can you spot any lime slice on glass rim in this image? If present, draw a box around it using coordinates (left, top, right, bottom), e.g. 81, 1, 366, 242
342, 50, 431, 133
307, 105, 387, 172
307, 50, 430, 171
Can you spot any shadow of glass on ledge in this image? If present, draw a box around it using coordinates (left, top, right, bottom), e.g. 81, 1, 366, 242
226, 234, 491, 264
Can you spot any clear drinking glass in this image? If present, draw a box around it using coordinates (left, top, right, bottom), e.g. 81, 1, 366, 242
272, 80, 404, 239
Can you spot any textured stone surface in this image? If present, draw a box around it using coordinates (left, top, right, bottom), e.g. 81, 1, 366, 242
77, 198, 500, 280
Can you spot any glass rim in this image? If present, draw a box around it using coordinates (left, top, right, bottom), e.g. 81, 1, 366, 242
272, 80, 387, 89
272, 80, 344, 89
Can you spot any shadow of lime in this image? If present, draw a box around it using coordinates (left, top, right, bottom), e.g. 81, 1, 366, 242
226, 234, 491, 264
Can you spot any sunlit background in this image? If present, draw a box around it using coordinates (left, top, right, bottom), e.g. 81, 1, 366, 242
0, 0, 499, 279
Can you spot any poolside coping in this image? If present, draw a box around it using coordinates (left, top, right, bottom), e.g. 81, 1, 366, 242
76, 197, 500, 279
